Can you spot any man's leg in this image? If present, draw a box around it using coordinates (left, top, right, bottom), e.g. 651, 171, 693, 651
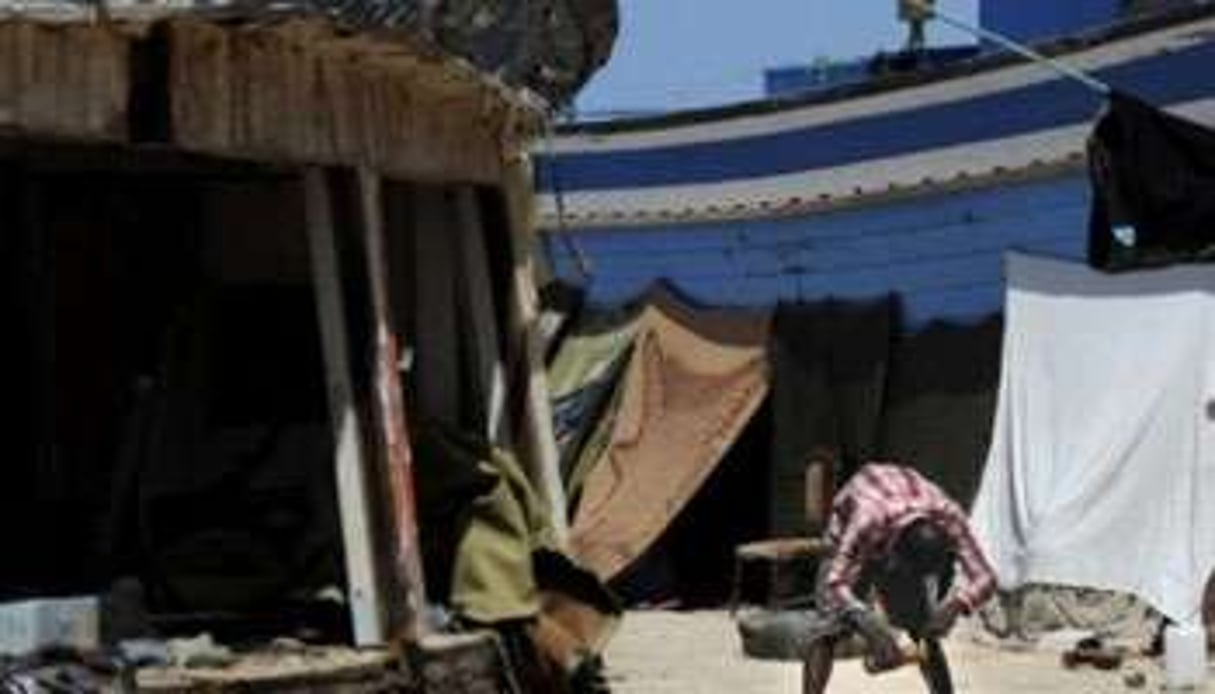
802, 636, 836, 694
876, 545, 956, 637
874, 558, 957, 693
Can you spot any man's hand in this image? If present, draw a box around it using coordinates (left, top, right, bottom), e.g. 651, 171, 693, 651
925, 599, 964, 639
848, 609, 902, 672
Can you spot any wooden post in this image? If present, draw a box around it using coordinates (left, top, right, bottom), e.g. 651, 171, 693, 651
411, 186, 461, 427
355, 167, 430, 639
501, 154, 570, 545
302, 167, 387, 647
453, 186, 511, 447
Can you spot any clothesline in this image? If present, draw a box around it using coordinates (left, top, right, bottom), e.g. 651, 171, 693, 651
904, 0, 1113, 97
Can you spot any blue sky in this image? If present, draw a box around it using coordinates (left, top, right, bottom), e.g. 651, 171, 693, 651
575, 0, 980, 116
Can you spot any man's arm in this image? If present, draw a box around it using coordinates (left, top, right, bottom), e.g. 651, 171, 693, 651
822, 515, 902, 670
822, 515, 872, 614
938, 507, 997, 614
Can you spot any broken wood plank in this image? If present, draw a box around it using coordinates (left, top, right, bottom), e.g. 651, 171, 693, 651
355, 167, 430, 641
303, 167, 387, 647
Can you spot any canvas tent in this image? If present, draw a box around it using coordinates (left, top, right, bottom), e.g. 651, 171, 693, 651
568, 287, 771, 581
972, 252, 1215, 623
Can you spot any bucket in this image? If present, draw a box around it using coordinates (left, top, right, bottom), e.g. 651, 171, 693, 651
1164, 622, 1208, 690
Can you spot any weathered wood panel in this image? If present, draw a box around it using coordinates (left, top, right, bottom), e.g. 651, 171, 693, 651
0, 17, 540, 180
167, 19, 231, 151
0, 20, 128, 141
166, 19, 540, 183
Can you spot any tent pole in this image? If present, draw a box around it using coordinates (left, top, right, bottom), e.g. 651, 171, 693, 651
905, 0, 1112, 97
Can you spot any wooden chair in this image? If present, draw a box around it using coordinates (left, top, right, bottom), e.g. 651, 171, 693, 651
729, 460, 834, 612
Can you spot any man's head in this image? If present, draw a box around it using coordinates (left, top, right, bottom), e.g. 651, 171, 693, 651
892, 519, 955, 576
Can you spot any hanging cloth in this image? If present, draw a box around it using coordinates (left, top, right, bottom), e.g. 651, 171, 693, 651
768, 298, 894, 536
972, 253, 1215, 623
1088, 92, 1215, 271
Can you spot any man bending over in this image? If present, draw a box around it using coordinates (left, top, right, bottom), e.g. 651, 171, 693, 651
803, 463, 996, 693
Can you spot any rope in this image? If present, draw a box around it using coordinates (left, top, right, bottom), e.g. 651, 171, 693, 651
542, 124, 594, 281
905, 0, 1112, 96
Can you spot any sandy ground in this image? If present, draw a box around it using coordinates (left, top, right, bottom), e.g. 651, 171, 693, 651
603, 610, 1212, 693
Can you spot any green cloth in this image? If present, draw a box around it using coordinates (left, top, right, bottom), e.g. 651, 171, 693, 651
452, 445, 558, 623
547, 312, 639, 502
414, 423, 556, 624
547, 320, 637, 400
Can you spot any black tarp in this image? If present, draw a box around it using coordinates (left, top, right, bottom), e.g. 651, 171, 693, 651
878, 315, 1004, 506
767, 297, 895, 536
767, 299, 1001, 534
1088, 92, 1215, 271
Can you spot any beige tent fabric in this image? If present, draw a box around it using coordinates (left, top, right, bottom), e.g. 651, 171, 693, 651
569, 288, 771, 580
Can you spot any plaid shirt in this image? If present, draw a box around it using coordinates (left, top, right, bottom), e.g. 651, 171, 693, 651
823, 463, 996, 615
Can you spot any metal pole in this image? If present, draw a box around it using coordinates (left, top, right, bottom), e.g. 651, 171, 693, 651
906, 0, 1112, 97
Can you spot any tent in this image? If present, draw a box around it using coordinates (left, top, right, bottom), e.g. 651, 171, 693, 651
972, 252, 1215, 623
567, 288, 771, 582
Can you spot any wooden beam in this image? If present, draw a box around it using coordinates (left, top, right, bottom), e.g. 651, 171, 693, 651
164, 20, 539, 185
302, 167, 386, 647
453, 186, 511, 447
411, 185, 461, 427
501, 156, 570, 545
355, 167, 430, 640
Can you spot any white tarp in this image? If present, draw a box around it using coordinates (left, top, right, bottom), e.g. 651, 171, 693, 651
971, 253, 1215, 623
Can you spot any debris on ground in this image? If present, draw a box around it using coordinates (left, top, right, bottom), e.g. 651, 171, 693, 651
611, 609, 1183, 693
166, 633, 236, 669
137, 644, 400, 692
1123, 669, 1148, 689
0, 647, 133, 692
117, 638, 171, 667
1060, 636, 1125, 670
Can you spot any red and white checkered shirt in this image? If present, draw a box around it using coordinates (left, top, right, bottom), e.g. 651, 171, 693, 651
823, 463, 996, 615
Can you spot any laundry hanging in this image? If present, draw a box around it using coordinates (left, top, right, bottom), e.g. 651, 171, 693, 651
971, 253, 1215, 623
